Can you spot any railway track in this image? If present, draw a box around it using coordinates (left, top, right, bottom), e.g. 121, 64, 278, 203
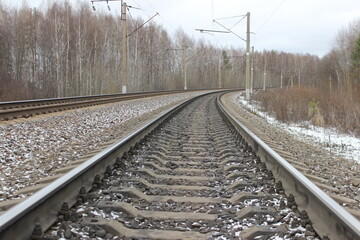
0, 90, 195, 121
0, 92, 359, 239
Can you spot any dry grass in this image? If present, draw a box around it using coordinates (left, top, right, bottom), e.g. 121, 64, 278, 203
253, 85, 360, 136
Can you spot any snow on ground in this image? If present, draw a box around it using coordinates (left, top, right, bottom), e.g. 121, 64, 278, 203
235, 93, 360, 163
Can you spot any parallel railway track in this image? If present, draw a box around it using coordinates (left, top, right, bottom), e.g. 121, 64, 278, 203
0, 92, 359, 239
0, 90, 199, 121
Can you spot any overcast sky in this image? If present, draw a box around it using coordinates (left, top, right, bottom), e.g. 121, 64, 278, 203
4, 0, 360, 57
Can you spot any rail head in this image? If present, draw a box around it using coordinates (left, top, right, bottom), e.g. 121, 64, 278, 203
0, 88, 231, 106
217, 94, 360, 240
0, 89, 230, 121
0, 90, 174, 105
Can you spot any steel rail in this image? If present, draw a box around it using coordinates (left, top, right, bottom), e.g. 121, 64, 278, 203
0, 93, 171, 120
0, 90, 187, 108
0, 89, 229, 109
217, 94, 360, 240
0, 92, 214, 239
0, 89, 237, 121
0, 90, 194, 120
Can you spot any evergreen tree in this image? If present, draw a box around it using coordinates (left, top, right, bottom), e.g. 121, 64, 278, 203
351, 35, 360, 83
222, 50, 232, 70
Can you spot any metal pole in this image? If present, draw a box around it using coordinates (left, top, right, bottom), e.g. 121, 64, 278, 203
250, 46, 254, 94
245, 12, 250, 100
183, 47, 187, 90
218, 57, 222, 88
121, 0, 127, 93
281, 53, 283, 88
263, 55, 266, 91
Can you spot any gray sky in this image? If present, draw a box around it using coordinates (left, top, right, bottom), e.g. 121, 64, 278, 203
4, 0, 360, 57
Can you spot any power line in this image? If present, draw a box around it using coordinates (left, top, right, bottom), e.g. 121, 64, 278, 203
214, 14, 247, 21
127, 12, 159, 38
126, 6, 135, 26
256, 0, 287, 33
229, 14, 247, 30
211, 14, 248, 44
211, 0, 214, 19
129, 0, 141, 9
131, 0, 156, 16
212, 19, 246, 42
133, 0, 178, 34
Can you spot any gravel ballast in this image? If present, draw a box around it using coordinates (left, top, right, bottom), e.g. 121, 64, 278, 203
222, 91, 360, 214
0, 92, 208, 201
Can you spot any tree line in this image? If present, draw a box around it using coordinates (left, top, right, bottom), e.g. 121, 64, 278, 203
0, 1, 358, 101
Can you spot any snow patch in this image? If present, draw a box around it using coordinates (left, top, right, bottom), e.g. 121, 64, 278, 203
235, 93, 360, 163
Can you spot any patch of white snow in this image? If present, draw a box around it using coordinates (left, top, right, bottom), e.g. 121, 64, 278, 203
235, 93, 360, 163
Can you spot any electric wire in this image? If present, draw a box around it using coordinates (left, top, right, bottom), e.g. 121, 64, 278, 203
214, 14, 247, 21
229, 14, 247, 30
127, 6, 135, 26
211, 0, 214, 20
127, 12, 159, 38
213, 19, 246, 42
133, 0, 179, 36
256, 0, 287, 33
129, 0, 141, 9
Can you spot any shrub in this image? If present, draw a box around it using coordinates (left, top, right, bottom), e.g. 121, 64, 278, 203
253, 85, 360, 136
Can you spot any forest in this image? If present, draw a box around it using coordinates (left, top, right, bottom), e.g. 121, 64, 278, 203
0, 1, 359, 104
